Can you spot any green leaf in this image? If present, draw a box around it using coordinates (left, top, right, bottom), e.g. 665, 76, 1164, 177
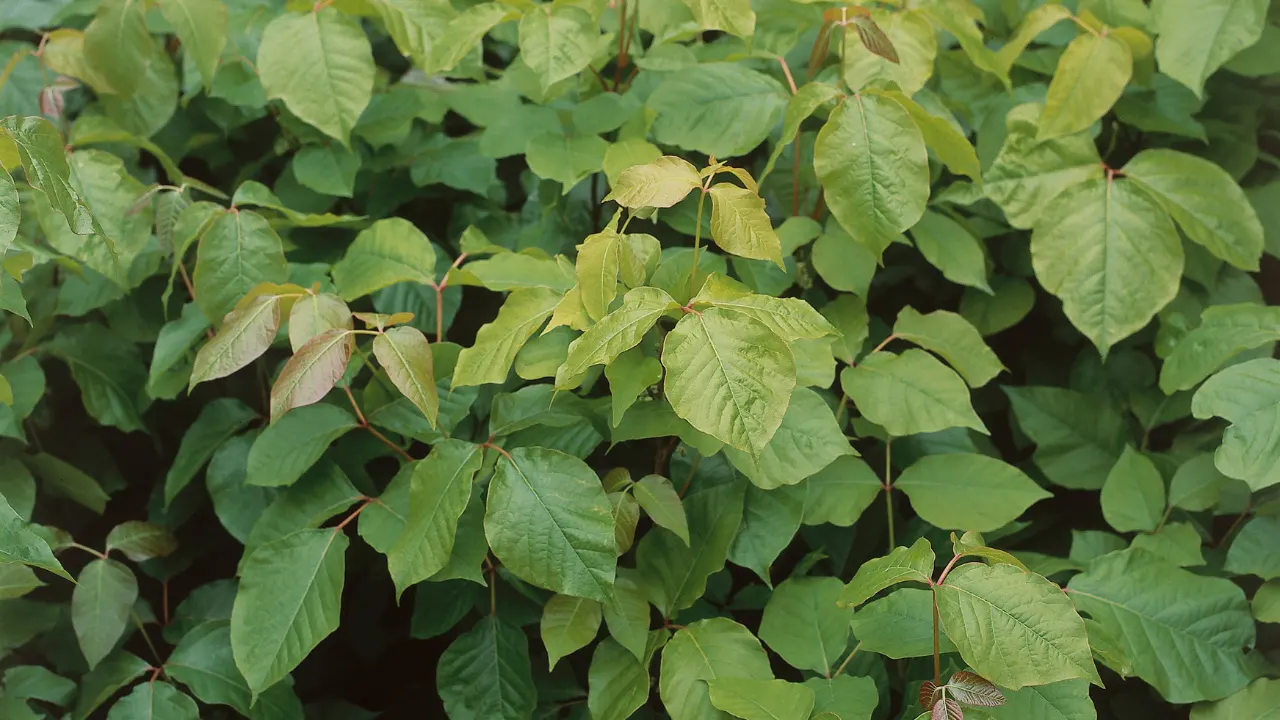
1154, 0, 1269, 98
525, 131, 607, 192
149, 303, 210, 396
1224, 517, 1280, 580
984, 104, 1104, 230
291, 144, 359, 198
631, 475, 689, 545
245, 403, 359, 487
815, 93, 929, 255
1190, 678, 1280, 720
841, 349, 987, 437
454, 288, 562, 387
690, 275, 838, 342
155, 0, 227, 90
290, 293, 352, 352
647, 63, 786, 159
1068, 548, 1255, 703
1169, 453, 1231, 511
165, 621, 254, 715
660, 618, 773, 720
895, 453, 1050, 532
437, 616, 536, 720
541, 594, 601, 669
193, 210, 289, 324
728, 482, 805, 583
44, 324, 148, 434
588, 638, 652, 720
937, 563, 1100, 689
682, 0, 754, 37
1038, 34, 1132, 141
245, 461, 360, 551
850, 587, 957, 659
270, 328, 352, 422
105, 681, 198, 720
1160, 306, 1280, 393
2, 665, 75, 706
893, 307, 1003, 387
1004, 386, 1128, 490
984, 680, 1097, 720
518, 5, 599, 92
386, 440, 483, 599
996, 4, 1074, 73
636, 463, 744, 616
910, 209, 992, 293
758, 576, 849, 675
1131, 522, 1205, 568
838, 538, 935, 608
602, 568, 650, 661
82, 0, 151, 98
708, 184, 784, 268
843, 11, 937, 95
804, 675, 878, 720
1031, 175, 1183, 357
374, 326, 438, 428
190, 294, 282, 386
761, 83, 842, 181
104, 522, 176, 563
257, 8, 374, 145
1123, 149, 1264, 270
884, 90, 981, 182
0, 565, 43, 599
708, 678, 816, 720
800, 455, 882, 527
0, 492, 70, 580
0, 168, 18, 256
1254, 580, 1280, 623
723, 387, 854, 490
485, 447, 616, 600
1191, 358, 1280, 490
71, 651, 149, 720
332, 218, 436, 301
663, 307, 796, 455
72, 559, 138, 669
606, 348, 663, 427
576, 228, 622, 322
1100, 447, 1166, 533
163, 398, 256, 506
0, 117, 95, 236
605, 155, 701, 209
21, 453, 110, 514
231, 528, 348, 697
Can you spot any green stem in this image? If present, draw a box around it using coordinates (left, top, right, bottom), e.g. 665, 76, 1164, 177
931, 588, 941, 687
688, 188, 708, 298
884, 437, 894, 552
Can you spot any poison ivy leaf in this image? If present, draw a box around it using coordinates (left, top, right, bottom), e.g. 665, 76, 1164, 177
683, 0, 754, 37
1159, 306, 1280, 393
82, 0, 151, 98
727, 482, 804, 583
373, 326, 437, 428
996, 4, 1073, 73
437, 616, 536, 720
708, 184, 784, 268
647, 63, 786, 159
149, 302, 210, 396
761, 83, 842, 181
257, 8, 374, 145
723, 387, 853, 490
841, 349, 987, 436
452, 253, 575, 292
386, 440, 483, 599
270, 328, 352, 422
1224, 517, 1280, 580
541, 594, 601, 669
1100, 447, 1166, 533
0, 117, 95, 236
893, 308, 1003, 386
936, 563, 1100, 689
71, 650, 149, 720
189, 294, 284, 386
588, 638, 652, 720
984, 104, 1103, 229
429, 3, 518, 73
163, 398, 256, 507
332, 218, 436, 301
245, 403, 359, 487
44, 324, 148, 433
799, 455, 882, 527
291, 144, 359, 198
1069, 548, 1255, 703
576, 228, 622, 322
21, 453, 109, 514
0, 168, 18, 255
1190, 357, 1280, 490
485, 447, 616, 601
850, 587, 956, 659
1131, 522, 1205, 568
690, 275, 838, 341
984, 680, 1097, 720
1254, 581, 1280, 623
960, 276, 1036, 336
632, 475, 689, 545
289, 293, 352, 352
72, 559, 138, 669
155, 0, 227, 90
1154, 0, 1269, 98
1169, 453, 1231, 510
2, 665, 75, 706
245, 461, 361, 551
1123, 149, 1263, 270
602, 568, 650, 661
525, 131, 607, 192
605, 156, 701, 208
838, 538, 935, 608
105, 681, 198, 720
758, 576, 849, 675
1004, 386, 1128, 490
0, 492, 70, 580
708, 678, 815, 720
104, 522, 176, 563
606, 349, 663, 427
1189, 678, 1280, 720
815, 93, 929, 255
896, 454, 1050, 532
885, 90, 981, 181
1031, 175, 1183, 357
804, 675, 878, 720
231, 528, 348, 697
843, 11, 937, 95
518, 5, 599, 92
0, 565, 43, 599
165, 621, 256, 715
454, 288, 561, 387
660, 618, 772, 720
1038, 33, 1132, 141
193, 210, 289, 325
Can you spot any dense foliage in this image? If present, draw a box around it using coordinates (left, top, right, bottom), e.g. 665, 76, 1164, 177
1, 0, 1279, 718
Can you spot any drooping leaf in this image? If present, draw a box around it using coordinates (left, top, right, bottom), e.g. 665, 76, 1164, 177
1191, 357, 1280, 490
454, 288, 562, 387
437, 616, 536, 720
541, 594, 601, 669
72, 559, 138, 669
708, 184, 785, 268
82, 0, 151, 99
893, 307, 1004, 387
270, 329, 352, 422
0, 493, 71, 580
190, 294, 284, 386
838, 538, 935, 608
895, 454, 1050, 532
557, 286, 679, 386
155, 0, 228, 90
374, 326, 438, 428
588, 638, 652, 720
758, 576, 850, 675
104, 522, 176, 563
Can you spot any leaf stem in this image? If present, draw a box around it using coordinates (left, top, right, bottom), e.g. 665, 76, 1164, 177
831, 642, 861, 678
688, 186, 708, 298
345, 386, 416, 462
884, 437, 894, 552
333, 498, 372, 531
678, 453, 702, 497
131, 610, 165, 670
484, 555, 497, 615
69, 542, 107, 560
932, 588, 941, 687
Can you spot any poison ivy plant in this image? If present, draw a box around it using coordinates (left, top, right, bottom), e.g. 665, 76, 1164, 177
0, 0, 1276, 717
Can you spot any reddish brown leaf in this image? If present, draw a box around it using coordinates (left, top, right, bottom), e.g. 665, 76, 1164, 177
920, 681, 939, 710
269, 328, 352, 422
948, 671, 1006, 707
